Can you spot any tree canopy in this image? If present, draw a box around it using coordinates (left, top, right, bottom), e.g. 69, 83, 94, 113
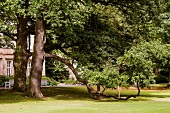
0, 0, 170, 99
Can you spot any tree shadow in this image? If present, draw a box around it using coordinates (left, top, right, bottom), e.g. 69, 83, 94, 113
0, 86, 170, 104
42, 86, 90, 101
42, 86, 170, 102
0, 89, 39, 104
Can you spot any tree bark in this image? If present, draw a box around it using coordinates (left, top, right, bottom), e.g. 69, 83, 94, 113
97, 84, 100, 93
136, 82, 140, 96
117, 85, 121, 98
155, 68, 159, 76
13, 16, 29, 92
29, 17, 46, 98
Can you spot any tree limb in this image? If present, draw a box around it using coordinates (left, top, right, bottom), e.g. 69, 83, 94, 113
59, 48, 70, 56
95, 90, 139, 100
44, 52, 96, 93
45, 52, 86, 83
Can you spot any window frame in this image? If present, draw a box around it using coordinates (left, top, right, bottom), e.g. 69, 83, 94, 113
6, 60, 12, 77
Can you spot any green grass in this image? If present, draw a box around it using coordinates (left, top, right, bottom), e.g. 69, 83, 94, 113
1, 86, 170, 113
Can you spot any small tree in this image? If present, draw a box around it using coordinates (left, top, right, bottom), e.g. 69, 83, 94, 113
118, 39, 170, 90
80, 65, 129, 100
81, 39, 170, 100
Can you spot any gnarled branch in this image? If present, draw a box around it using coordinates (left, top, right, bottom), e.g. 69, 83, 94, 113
44, 52, 96, 93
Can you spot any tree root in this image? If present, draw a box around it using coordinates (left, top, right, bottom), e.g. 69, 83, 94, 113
90, 92, 139, 100
89, 83, 141, 101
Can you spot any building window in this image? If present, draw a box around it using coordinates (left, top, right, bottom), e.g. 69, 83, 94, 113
7, 61, 12, 77
27, 61, 31, 75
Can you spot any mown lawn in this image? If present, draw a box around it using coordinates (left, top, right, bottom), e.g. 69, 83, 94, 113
0, 86, 170, 113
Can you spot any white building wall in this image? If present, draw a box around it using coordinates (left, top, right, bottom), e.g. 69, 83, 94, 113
0, 48, 14, 76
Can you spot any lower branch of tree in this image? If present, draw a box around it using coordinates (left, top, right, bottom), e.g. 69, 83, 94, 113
44, 52, 96, 93
92, 90, 140, 100
91, 84, 141, 100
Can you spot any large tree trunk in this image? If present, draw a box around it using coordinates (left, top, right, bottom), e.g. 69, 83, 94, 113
13, 16, 29, 92
29, 17, 46, 98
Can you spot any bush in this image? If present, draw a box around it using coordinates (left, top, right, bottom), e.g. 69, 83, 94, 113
26, 76, 59, 86
155, 75, 168, 83
42, 76, 59, 86
0, 75, 9, 87
9, 75, 14, 80
64, 78, 77, 85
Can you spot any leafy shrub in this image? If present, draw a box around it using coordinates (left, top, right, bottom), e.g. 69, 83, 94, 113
0, 75, 9, 87
81, 66, 129, 89
64, 78, 77, 85
9, 75, 14, 80
43, 76, 59, 86
26, 76, 59, 86
155, 75, 168, 83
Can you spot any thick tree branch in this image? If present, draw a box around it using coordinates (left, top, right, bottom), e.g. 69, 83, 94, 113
45, 53, 83, 82
101, 93, 138, 100
44, 52, 96, 93
59, 48, 70, 56
93, 87, 140, 100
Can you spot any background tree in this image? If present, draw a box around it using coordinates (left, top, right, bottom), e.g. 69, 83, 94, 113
46, 58, 68, 82
118, 39, 170, 90
0, 0, 32, 92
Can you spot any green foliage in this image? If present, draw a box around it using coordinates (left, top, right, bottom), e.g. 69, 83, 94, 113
45, 1, 133, 69
44, 0, 170, 91
0, 36, 14, 48
81, 66, 129, 89
155, 75, 168, 84
0, 75, 9, 87
154, 1, 170, 43
45, 0, 167, 70
64, 78, 78, 85
81, 39, 170, 90
25, 76, 58, 86
118, 39, 170, 88
45, 58, 68, 82
42, 76, 58, 86
9, 75, 14, 80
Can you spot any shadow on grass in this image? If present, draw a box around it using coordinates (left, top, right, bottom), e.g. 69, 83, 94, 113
0, 86, 170, 104
42, 86, 90, 101
42, 86, 170, 102
94, 98, 151, 102
0, 89, 39, 104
